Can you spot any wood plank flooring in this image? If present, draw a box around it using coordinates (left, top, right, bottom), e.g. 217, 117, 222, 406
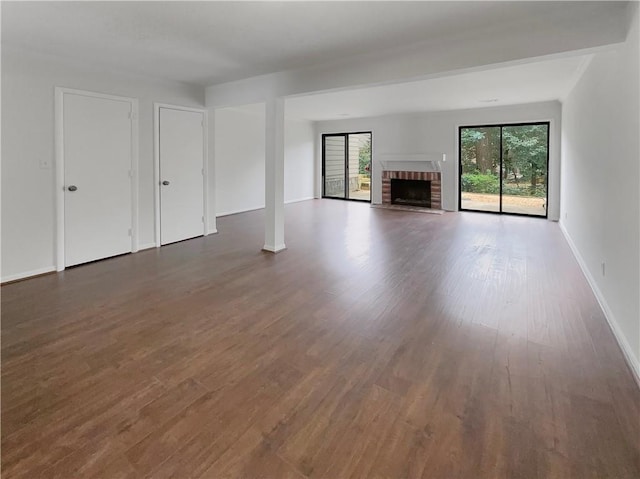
2, 199, 639, 478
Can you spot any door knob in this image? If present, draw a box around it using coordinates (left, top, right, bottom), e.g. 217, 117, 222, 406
68, 185, 78, 192
162, 180, 170, 186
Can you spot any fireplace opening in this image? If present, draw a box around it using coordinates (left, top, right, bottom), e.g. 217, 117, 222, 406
390, 179, 431, 208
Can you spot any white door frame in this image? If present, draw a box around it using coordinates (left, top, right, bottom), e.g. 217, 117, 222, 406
153, 103, 209, 247
55, 87, 139, 271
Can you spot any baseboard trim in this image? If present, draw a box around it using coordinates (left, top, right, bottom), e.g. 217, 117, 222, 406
262, 244, 287, 253
559, 221, 640, 388
208, 228, 218, 235
216, 205, 265, 217
285, 197, 315, 204
217, 199, 316, 218
1, 266, 57, 285
138, 243, 157, 251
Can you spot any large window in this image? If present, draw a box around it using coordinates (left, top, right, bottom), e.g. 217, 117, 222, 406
459, 122, 549, 217
322, 132, 372, 202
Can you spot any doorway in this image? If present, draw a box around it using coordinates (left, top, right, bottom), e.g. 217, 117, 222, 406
56, 88, 138, 269
459, 122, 549, 217
155, 104, 208, 246
322, 132, 372, 202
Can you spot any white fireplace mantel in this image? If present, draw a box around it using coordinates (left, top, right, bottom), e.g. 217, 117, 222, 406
376, 153, 446, 173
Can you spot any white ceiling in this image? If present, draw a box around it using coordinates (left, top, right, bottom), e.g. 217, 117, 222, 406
285, 55, 590, 121
1, 1, 626, 86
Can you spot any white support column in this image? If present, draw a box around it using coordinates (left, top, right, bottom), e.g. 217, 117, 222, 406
263, 97, 286, 253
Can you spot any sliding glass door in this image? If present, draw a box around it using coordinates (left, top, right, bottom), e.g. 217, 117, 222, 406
323, 135, 347, 199
459, 122, 549, 217
322, 132, 372, 202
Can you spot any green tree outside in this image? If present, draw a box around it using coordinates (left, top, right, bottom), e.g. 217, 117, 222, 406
358, 137, 371, 175
460, 125, 547, 197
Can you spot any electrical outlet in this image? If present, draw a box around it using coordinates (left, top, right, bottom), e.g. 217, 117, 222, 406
601, 262, 606, 277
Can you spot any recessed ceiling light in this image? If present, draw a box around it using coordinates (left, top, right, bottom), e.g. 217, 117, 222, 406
479, 99, 499, 103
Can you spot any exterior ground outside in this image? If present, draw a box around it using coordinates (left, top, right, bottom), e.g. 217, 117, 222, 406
461, 192, 545, 216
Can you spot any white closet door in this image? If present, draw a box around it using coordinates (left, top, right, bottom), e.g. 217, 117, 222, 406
159, 107, 205, 245
64, 93, 133, 267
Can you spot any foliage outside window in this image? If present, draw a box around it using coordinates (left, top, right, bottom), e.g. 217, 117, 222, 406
460, 124, 547, 197
358, 137, 371, 174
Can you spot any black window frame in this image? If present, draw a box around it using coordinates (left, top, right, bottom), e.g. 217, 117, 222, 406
321, 131, 372, 203
458, 121, 550, 218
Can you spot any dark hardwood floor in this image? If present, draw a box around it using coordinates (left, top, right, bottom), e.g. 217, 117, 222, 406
2, 199, 639, 478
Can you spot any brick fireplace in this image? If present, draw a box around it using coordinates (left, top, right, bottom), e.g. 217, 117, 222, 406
381, 170, 441, 210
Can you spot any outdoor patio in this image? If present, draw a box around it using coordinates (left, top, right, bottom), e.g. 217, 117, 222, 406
461, 192, 546, 216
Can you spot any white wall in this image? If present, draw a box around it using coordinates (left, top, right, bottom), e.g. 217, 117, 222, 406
214, 105, 266, 216
560, 4, 640, 378
1, 47, 205, 281
315, 101, 561, 218
214, 104, 315, 216
284, 118, 315, 204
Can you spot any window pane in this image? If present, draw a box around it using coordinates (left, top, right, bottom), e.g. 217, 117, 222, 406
324, 136, 346, 198
460, 126, 501, 212
501, 124, 548, 216
347, 133, 371, 201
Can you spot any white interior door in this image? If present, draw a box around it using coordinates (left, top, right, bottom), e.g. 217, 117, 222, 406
63, 92, 133, 267
159, 107, 205, 245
